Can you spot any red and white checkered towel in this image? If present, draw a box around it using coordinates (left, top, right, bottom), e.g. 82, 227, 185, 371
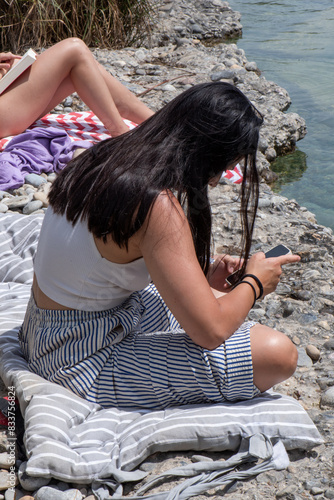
0, 111, 243, 183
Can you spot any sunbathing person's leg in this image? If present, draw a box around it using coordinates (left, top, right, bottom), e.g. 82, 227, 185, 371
0, 38, 153, 138
95, 63, 154, 126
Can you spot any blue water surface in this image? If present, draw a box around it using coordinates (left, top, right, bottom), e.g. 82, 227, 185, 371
228, 0, 334, 229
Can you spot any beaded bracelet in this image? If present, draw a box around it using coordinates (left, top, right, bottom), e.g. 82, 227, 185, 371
233, 280, 257, 308
242, 274, 264, 300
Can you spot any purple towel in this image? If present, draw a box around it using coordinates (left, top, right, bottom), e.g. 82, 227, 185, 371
0, 127, 92, 191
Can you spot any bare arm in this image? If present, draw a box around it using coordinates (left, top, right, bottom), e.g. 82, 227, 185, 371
138, 193, 300, 350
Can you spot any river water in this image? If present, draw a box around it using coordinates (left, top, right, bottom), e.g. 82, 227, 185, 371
228, 0, 334, 230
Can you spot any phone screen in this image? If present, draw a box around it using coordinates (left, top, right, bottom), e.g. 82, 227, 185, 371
265, 245, 291, 258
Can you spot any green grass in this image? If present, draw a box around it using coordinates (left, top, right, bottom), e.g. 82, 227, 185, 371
0, 0, 155, 52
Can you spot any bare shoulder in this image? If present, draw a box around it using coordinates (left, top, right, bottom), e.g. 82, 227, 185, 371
138, 189, 195, 264
144, 190, 187, 235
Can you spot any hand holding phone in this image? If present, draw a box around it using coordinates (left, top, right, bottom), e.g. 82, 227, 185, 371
225, 244, 291, 287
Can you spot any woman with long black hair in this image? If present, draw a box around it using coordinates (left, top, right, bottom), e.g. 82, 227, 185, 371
19, 82, 300, 410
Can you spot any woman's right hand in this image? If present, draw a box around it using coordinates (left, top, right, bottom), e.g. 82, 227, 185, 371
245, 251, 300, 297
0, 52, 21, 79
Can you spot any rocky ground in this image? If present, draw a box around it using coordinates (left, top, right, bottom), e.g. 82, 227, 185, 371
0, 0, 333, 499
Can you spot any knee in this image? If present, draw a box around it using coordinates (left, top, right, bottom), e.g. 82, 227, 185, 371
57, 37, 90, 59
267, 332, 298, 379
251, 326, 298, 392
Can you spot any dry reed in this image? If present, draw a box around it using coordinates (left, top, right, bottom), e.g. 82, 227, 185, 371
0, 0, 155, 52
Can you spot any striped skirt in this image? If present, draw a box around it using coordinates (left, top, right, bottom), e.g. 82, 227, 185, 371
19, 284, 259, 410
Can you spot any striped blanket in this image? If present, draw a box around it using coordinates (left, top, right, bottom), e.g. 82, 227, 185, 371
0, 211, 323, 498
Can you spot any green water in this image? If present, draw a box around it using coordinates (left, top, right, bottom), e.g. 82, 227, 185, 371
228, 0, 334, 230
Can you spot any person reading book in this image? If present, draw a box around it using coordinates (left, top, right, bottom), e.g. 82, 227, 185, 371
0, 38, 154, 139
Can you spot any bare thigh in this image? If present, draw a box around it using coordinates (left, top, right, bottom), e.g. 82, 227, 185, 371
0, 43, 81, 137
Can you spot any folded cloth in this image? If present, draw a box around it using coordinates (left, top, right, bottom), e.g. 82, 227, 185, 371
0, 126, 92, 191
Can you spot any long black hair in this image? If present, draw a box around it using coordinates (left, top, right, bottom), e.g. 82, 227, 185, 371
49, 82, 263, 275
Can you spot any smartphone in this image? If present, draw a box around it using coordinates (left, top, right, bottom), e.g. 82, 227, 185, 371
264, 244, 291, 258
225, 244, 291, 287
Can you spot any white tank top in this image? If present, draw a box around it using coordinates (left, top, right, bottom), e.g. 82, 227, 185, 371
34, 208, 151, 311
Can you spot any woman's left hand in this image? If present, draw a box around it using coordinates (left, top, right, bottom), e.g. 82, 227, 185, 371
207, 254, 242, 292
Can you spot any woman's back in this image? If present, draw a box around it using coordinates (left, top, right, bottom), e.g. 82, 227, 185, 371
34, 207, 151, 311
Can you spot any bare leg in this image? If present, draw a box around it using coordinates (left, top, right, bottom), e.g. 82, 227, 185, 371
0, 38, 153, 138
250, 324, 298, 392
38, 60, 154, 125
95, 63, 154, 125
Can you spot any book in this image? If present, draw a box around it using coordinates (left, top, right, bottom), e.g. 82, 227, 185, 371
0, 48, 37, 95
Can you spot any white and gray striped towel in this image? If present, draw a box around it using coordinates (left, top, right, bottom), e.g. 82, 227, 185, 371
0, 212, 323, 499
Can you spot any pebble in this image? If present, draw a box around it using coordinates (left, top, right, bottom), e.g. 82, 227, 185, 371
256, 470, 285, 484
46, 173, 57, 183
191, 454, 214, 463
298, 313, 318, 325
323, 339, 334, 350
4, 489, 28, 500
63, 490, 83, 500
282, 302, 294, 318
2, 195, 32, 210
0, 470, 18, 491
276, 484, 298, 497
63, 97, 73, 106
292, 336, 301, 346
18, 463, 50, 491
33, 192, 49, 207
210, 70, 235, 81
318, 320, 331, 331
161, 83, 176, 92
297, 348, 313, 368
0, 455, 10, 471
55, 482, 70, 492
245, 61, 258, 72
139, 462, 156, 472
292, 290, 312, 301
320, 387, 334, 408
34, 487, 83, 500
302, 269, 322, 280
22, 200, 44, 215
306, 344, 321, 362
311, 486, 325, 495
0, 438, 6, 455
24, 174, 47, 188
